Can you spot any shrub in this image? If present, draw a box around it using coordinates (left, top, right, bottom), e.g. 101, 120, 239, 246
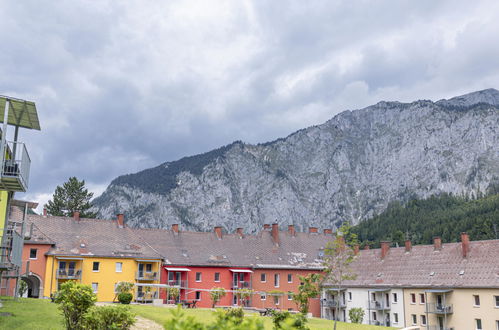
270, 310, 290, 329
167, 287, 180, 303
53, 281, 97, 330
209, 308, 264, 330
348, 307, 364, 323
18, 279, 28, 297
118, 292, 133, 304
271, 310, 308, 330
209, 287, 226, 308
83, 305, 135, 330
115, 282, 134, 294
164, 305, 204, 330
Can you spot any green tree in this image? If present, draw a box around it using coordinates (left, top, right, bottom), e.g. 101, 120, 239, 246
348, 307, 364, 323
292, 273, 321, 314
209, 287, 226, 308
45, 177, 97, 218
322, 223, 358, 330
17, 279, 28, 297
54, 281, 97, 330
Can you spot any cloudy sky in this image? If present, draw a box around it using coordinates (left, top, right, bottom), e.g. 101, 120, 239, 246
1, 0, 499, 211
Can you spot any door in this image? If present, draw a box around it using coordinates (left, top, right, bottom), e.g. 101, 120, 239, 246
436, 294, 443, 310
68, 262, 76, 276
438, 316, 444, 330
233, 273, 238, 287
175, 272, 181, 286
138, 263, 144, 277
239, 273, 245, 287
58, 261, 66, 276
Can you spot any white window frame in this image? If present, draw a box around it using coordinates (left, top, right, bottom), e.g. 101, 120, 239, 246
92, 262, 100, 272
473, 294, 480, 307
115, 262, 122, 273
195, 291, 201, 301
261, 273, 266, 283
495, 295, 499, 308
260, 292, 266, 301
393, 312, 398, 324
287, 274, 292, 283
392, 292, 397, 303
29, 248, 37, 260
214, 272, 220, 282
410, 293, 416, 304
92, 282, 98, 293
476, 318, 482, 330
421, 314, 426, 326
419, 293, 425, 304
348, 291, 352, 301
411, 314, 417, 325
274, 273, 280, 288
195, 272, 202, 282
288, 293, 293, 301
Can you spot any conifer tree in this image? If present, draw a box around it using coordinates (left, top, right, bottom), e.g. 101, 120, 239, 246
45, 177, 97, 218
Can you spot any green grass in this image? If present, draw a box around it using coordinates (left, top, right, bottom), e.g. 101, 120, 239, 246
0, 297, 63, 330
129, 304, 394, 330
0, 297, 394, 330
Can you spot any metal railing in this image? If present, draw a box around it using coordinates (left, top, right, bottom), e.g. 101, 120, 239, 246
1, 141, 31, 191
167, 280, 188, 288
136, 271, 158, 281
427, 326, 453, 330
426, 302, 453, 314
232, 281, 251, 289
0, 227, 23, 270
56, 268, 82, 279
135, 290, 158, 302
368, 300, 391, 310
323, 299, 346, 308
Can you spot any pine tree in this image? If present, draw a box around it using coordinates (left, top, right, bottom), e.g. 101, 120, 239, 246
45, 177, 97, 218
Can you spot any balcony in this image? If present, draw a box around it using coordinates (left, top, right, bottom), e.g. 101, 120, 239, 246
323, 299, 346, 308
167, 280, 188, 288
135, 289, 158, 302
232, 281, 251, 289
0, 141, 31, 192
0, 227, 23, 271
426, 302, 453, 314
368, 300, 391, 310
136, 271, 158, 281
56, 268, 82, 280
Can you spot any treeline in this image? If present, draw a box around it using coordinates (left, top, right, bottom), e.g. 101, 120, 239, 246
352, 192, 499, 248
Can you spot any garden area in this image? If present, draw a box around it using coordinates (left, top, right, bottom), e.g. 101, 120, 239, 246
0, 296, 394, 330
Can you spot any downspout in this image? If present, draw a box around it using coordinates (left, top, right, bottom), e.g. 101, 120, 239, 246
425, 292, 429, 330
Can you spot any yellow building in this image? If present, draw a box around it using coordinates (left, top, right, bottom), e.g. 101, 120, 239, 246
0, 96, 41, 272
20, 212, 163, 302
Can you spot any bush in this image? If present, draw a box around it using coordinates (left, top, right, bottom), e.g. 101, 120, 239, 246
209, 308, 264, 330
209, 287, 226, 308
83, 305, 135, 330
118, 292, 133, 304
164, 305, 204, 330
54, 281, 97, 330
349, 307, 364, 323
271, 310, 308, 330
18, 279, 28, 297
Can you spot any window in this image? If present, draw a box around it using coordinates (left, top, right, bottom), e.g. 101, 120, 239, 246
261, 273, 266, 282
29, 248, 37, 259
146, 264, 152, 272
287, 274, 292, 283
195, 291, 201, 301
288, 293, 293, 301
92, 283, 98, 293
372, 312, 377, 321
420, 315, 426, 326
92, 262, 100, 272
371, 292, 376, 302
411, 314, 417, 325
115, 262, 122, 272
474, 295, 480, 306
195, 272, 202, 282
260, 292, 266, 300
476, 319, 482, 330
214, 272, 220, 282
495, 295, 499, 307
419, 293, 425, 304
275, 296, 280, 305
410, 293, 416, 304
274, 274, 280, 287
392, 292, 398, 303
348, 292, 352, 301
393, 313, 398, 324
496, 320, 499, 330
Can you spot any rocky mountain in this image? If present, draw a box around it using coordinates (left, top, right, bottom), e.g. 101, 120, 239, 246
92, 88, 499, 233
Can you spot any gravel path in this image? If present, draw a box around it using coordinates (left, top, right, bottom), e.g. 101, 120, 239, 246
131, 316, 163, 330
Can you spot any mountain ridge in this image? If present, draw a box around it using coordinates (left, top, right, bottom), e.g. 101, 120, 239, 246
93, 88, 499, 233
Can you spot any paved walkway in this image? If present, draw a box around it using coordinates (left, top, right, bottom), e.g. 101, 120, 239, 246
131, 315, 163, 330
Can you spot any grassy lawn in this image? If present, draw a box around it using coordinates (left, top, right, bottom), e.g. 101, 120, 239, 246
0, 297, 394, 330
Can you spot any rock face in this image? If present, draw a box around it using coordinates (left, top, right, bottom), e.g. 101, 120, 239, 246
92, 89, 499, 233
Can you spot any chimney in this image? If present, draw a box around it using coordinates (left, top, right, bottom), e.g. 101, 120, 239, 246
380, 241, 390, 259
171, 223, 179, 234
116, 214, 125, 228
433, 237, 442, 251
324, 228, 332, 235
405, 240, 412, 252
73, 211, 80, 222
288, 225, 295, 236
309, 227, 318, 234
236, 228, 244, 238
263, 224, 271, 230
461, 232, 469, 258
43, 208, 47, 217
214, 226, 222, 239
354, 244, 360, 255
271, 223, 279, 245
364, 245, 370, 250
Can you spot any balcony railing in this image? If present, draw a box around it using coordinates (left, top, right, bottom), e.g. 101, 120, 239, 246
428, 326, 454, 330
369, 320, 390, 327
426, 302, 453, 314
0, 227, 23, 270
323, 299, 346, 308
136, 271, 158, 281
56, 268, 82, 279
135, 290, 158, 302
167, 280, 188, 288
232, 281, 251, 289
0, 141, 30, 192
368, 300, 391, 310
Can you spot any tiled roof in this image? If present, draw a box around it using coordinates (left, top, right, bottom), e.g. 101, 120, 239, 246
339, 240, 499, 289
14, 211, 161, 259
136, 228, 332, 269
